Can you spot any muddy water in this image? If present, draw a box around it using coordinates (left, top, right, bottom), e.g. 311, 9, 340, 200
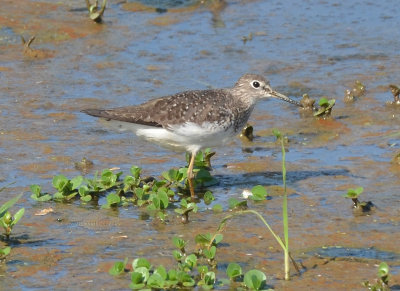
1, 0, 400, 289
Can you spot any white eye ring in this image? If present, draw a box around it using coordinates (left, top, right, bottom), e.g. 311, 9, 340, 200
251, 80, 261, 89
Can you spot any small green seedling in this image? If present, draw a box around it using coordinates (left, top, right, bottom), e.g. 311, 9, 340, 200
85, 169, 121, 193
99, 169, 122, 190
189, 148, 215, 169
193, 168, 218, 188
314, 97, 335, 118
203, 245, 217, 262
343, 187, 364, 207
1, 209, 25, 239
123, 165, 142, 192
184, 149, 218, 190
0, 193, 25, 239
172, 237, 187, 253
132, 258, 151, 270
226, 262, 243, 281
197, 271, 216, 290
130, 266, 149, 289
243, 269, 267, 290
30, 184, 52, 202
52, 174, 83, 200
146, 187, 172, 221
250, 185, 269, 201
175, 199, 198, 223
195, 233, 223, 247
363, 262, 390, 291
197, 265, 209, 278
182, 254, 197, 271
343, 187, 374, 212
86, 0, 107, 23
162, 168, 185, 189
102, 192, 128, 209
78, 185, 92, 202
109, 257, 129, 276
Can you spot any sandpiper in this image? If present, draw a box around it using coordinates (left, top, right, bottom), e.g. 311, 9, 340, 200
82, 74, 301, 197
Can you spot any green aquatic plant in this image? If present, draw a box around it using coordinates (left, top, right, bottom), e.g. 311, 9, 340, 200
109, 234, 267, 290
185, 149, 218, 188
363, 262, 390, 291
174, 198, 198, 223
52, 174, 83, 200
0, 193, 25, 239
228, 197, 248, 210
109, 257, 129, 276
217, 129, 293, 281
244, 269, 267, 290
314, 97, 335, 118
342, 186, 364, 207
226, 262, 242, 281
29, 150, 217, 223
0, 186, 20, 258
30, 184, 52, 202
249, 185, 269, 201
342, 186, 374, 213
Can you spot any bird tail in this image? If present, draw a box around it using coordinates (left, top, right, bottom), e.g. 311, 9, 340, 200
81, 109, 106, 117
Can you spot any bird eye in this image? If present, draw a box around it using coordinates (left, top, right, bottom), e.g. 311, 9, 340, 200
252, 81, 261, 89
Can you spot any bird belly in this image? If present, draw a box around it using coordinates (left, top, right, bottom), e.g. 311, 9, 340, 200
98, 119, 236, 152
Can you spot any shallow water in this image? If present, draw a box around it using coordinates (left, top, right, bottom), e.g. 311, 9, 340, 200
1, 0, 400, 289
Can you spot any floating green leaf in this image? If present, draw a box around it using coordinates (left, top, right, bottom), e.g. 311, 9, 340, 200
12, 208, 24, 226
228, 198, 248, 209
147, 273, 165, 288
226, 262, 242, 280
132, 258, 151, 270
172, 237, 186, 250
106, 193, 120, 206
203, 246, 216, 260
244, 269, 267, 290
250, 185, 268, 201
343, 186, 364, 198
109, 257, 128, 276
378, 262, 389, 278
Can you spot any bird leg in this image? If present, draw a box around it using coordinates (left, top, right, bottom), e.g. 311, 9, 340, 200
187, 152, 196, 198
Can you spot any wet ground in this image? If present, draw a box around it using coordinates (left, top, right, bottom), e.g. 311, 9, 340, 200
1, 0, 400, 289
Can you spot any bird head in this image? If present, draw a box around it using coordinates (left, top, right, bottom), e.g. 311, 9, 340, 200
234, 74, 301, 106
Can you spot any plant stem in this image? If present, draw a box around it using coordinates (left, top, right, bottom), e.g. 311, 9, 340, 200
280, 135, 290, 280
218, 210, 286, 251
